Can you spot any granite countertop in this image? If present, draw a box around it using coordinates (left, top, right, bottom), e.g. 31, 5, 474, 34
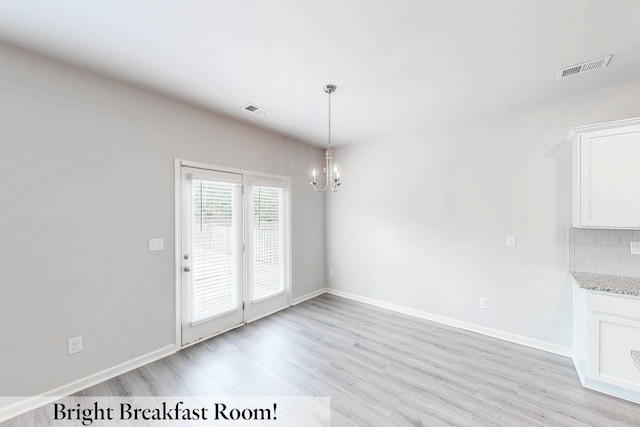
570, 271, 640, 296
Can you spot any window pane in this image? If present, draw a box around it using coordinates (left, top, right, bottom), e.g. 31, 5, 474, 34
190, 179, 241, 323
252, 186, 286, 301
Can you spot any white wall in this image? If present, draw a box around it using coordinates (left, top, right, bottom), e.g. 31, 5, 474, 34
0, 44, 325, 397
326, 80, 640, 349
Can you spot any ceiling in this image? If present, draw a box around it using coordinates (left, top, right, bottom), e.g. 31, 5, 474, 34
1, 0, 640, 147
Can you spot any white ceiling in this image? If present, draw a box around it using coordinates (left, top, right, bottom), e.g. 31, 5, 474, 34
1, 1, 640, 147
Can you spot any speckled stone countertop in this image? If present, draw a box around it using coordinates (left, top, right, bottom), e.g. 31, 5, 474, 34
570, 271, 640, 296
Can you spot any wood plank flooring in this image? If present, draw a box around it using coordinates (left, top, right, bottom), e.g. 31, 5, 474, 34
6, 294, 640, 426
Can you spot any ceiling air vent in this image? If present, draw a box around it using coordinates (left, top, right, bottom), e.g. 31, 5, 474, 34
242, 104, 270, 116
557, 55, 613, 79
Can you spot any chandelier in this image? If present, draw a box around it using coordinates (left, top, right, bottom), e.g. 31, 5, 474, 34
311, 84, 341, 192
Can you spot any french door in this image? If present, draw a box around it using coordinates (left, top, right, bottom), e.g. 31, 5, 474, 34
244, 178, 290, 322
179, 165, 290, 347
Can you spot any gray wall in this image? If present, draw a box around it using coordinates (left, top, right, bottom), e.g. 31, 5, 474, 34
0, 44, 325, 396
326, 79, 640, 349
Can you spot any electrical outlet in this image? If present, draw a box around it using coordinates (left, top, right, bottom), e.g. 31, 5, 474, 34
329, 270, 334, 277
631, 241, 640, 255
148, 238, 164, 252
506, 235, 516, 247
479, 298, 488, 310
68, 336, 83, 355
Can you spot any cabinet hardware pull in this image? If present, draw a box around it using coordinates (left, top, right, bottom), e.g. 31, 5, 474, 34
631, 350, 640, 372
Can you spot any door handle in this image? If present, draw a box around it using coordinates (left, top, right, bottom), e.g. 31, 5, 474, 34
183, 266, 191, 272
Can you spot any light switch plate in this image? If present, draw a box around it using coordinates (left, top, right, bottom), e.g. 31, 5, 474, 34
506, 235, 516, 247
148, 238, 164, 251
631, 241, 640, 255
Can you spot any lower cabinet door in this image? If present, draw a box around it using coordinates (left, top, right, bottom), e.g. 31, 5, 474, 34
590, 313, 640, 392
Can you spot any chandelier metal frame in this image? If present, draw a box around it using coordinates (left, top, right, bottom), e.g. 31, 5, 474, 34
311, 84, 341, 192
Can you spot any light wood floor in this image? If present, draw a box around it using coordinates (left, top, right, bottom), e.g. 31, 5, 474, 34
9, 294, 640, 426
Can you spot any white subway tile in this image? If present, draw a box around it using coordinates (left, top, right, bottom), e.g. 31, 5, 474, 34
594, 229, 609, 247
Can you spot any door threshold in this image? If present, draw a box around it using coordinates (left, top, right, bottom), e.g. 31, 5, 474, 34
181, 322, 245, 350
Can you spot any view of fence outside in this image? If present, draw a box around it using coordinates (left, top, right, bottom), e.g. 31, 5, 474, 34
200, 222, 282, 302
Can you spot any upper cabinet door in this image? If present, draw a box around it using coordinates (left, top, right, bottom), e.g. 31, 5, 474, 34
570, 118, 640, 229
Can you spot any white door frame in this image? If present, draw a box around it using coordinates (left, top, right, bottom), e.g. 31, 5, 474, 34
174, 159, 292, 350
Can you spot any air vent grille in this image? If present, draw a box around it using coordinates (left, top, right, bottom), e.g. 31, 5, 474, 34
557, 55, 613, 79
243, 104, 270, 116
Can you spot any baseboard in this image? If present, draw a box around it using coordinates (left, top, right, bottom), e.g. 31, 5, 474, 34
291, 287, 328, 306
326, 288, 572, 357
584, 378, 640, 405
0, 344, 176, 423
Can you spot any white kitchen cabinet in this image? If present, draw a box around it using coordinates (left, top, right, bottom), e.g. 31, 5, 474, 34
590, 313, 640, 393
572, 278, 640, 404
569, 117, 640, 229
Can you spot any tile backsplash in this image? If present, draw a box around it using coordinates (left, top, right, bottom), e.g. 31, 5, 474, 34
569, 228, 640, 277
